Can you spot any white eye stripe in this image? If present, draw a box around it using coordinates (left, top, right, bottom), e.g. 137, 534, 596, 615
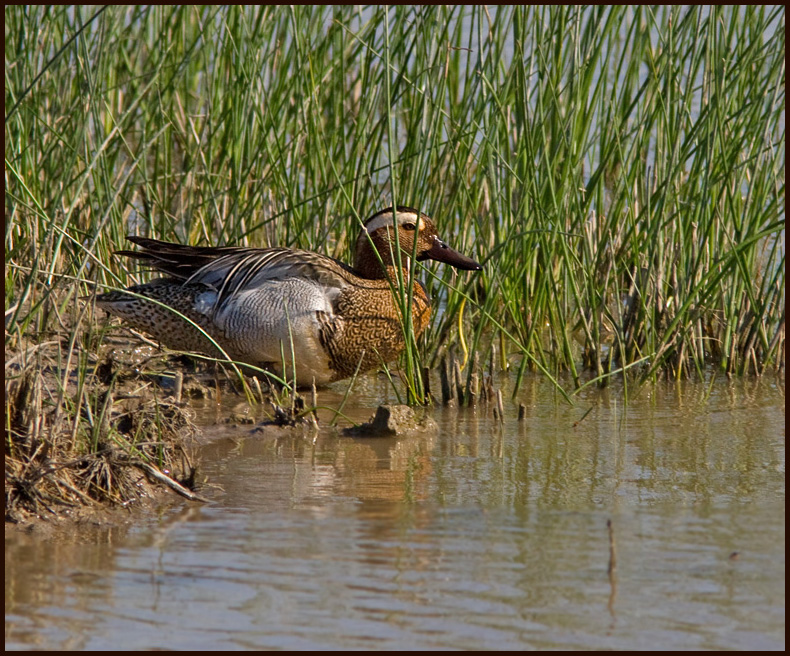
364, 211, 423, 234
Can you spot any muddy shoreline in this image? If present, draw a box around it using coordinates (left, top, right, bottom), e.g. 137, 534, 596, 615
5, 332, 444, 531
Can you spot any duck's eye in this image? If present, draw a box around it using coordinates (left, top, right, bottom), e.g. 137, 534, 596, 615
402, 223, 417, 231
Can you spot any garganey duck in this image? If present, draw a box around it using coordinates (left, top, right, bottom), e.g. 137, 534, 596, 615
97, 207, 482, 385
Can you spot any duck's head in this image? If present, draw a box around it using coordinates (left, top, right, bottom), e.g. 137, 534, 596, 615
355, 206, 482, 278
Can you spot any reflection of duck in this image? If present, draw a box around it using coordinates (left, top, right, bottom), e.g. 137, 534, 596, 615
98, 207, 481, 385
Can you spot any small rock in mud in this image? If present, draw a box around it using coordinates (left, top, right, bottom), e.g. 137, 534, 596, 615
225, 412, 255, 425
181, 379, 213, 400
344, 404, 438, 438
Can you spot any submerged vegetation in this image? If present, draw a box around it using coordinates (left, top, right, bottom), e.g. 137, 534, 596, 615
4, 7, 785, 514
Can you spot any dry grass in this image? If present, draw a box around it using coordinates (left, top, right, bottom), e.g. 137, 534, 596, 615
5, 296, 201, 523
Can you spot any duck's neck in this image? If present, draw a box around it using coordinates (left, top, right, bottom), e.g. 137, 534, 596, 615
354, 233, 407, 281
356, 258, 412, 285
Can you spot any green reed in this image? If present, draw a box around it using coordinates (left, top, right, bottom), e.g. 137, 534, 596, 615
5, 6, 785, 409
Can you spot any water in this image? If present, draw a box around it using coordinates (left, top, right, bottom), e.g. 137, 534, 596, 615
5, 374, 785, 649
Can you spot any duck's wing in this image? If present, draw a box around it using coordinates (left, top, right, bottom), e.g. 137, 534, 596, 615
187, 249, 360, 313
118, 236, 359, 313
118, 236, 255, 279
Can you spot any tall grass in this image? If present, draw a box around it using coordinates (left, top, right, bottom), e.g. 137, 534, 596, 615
6, 5, 785, 405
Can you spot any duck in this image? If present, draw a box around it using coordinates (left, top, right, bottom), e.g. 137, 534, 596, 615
97, 206, 482, 385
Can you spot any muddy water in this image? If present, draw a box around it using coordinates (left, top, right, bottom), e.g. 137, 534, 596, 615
6, 374, 785, 650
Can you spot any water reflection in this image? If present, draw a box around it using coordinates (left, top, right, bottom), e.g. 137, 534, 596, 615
5, 374, 785, 650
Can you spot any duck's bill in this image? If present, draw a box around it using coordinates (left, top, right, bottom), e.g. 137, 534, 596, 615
419, 236, 483, 271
